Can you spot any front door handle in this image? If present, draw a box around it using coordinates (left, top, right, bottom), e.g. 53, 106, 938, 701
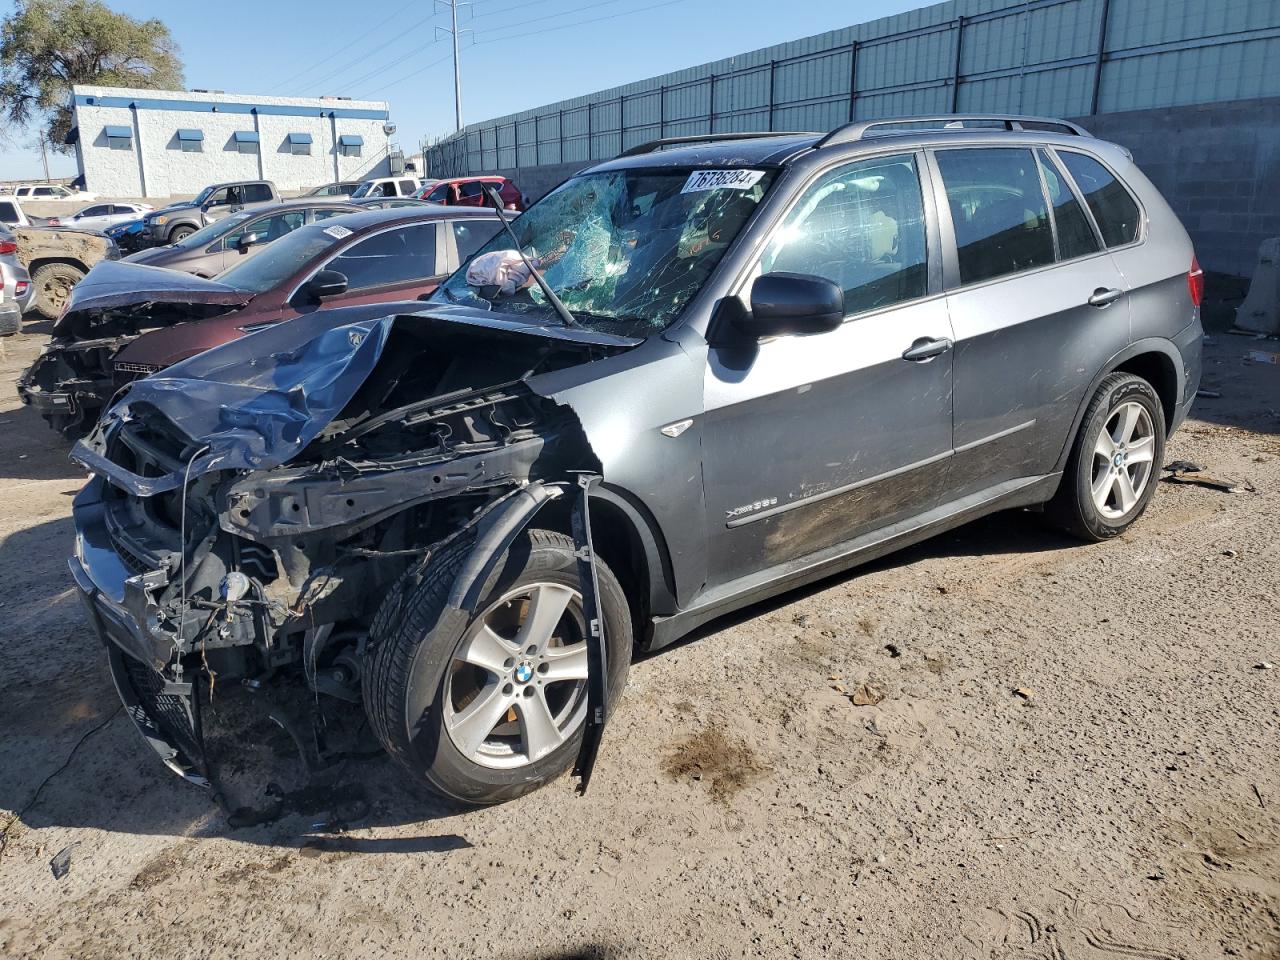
902, 336, 953, 362
1088, 287, 1124, 307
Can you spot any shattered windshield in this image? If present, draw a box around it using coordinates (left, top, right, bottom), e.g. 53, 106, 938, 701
432, 167, 776, 335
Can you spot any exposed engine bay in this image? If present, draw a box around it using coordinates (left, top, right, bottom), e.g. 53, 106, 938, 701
70, 308, 631, 792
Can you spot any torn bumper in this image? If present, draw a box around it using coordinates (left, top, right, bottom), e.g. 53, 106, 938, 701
16, 348, 107, 417
70, 479, 209, 786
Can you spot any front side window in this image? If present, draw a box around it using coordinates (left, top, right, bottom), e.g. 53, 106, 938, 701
759, 153, 928, 317
33, 187, 55, 198
936, 147, 1055, 286
223, 211, 305, 249
434, 167, 776, 335
81, 205, 111, 218
176, 213, 252, 249
453, 219, 503, 264
327, 223, 438, 290
203, 188, 231, 208
1036, 149, 1099, 261
1057, 151, 1141, 248
219, 225, 343, 294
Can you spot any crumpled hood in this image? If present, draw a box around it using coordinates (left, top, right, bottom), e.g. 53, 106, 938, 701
70, 303, 642, 497
52, 260, 255, 337
71, 310, 395, 496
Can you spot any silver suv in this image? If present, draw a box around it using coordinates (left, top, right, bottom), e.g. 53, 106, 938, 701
69, 114, 1202, 807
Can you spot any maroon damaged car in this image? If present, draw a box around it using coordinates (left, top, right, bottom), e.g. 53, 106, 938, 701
17, 206, 502, 437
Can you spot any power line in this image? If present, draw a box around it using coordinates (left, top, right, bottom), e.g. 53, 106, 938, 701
363, 49, 454, 100
276, 10, 442, 97
476, 0, 687, 44
269, 0, 420, 93
476, 0, 640, 31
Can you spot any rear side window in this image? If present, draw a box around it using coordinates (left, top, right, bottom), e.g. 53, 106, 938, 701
936, 147, 1055, 285
0, 201, 17, 223
1037, 150, 1099, 261
243, 183, 273, 203
399, 180, 416, 194
759, 153, 928, 317
327, 223, 438, 290
1057, 151, 1141, 248
460, 181, 485, 199
452, 219, 502, 264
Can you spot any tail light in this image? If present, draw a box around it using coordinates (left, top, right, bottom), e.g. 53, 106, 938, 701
47, 217, 61, 226
1188, 254, 1204, 308
0, 240, 15, 255
14, 280, 28, 298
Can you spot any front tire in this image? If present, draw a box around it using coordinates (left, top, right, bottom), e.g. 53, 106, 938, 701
363, 529, 632, 806
30, 262, 85, 319
1046, 372, 1166, 541
168, 226, 195, 243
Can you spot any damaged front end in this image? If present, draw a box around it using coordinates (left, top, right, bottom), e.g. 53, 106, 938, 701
18, 261, 255, 438
70, 305, 635, 791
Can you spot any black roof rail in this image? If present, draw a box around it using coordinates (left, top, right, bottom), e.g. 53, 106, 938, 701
617, 131, 818, 158
816, 114, 1092, 149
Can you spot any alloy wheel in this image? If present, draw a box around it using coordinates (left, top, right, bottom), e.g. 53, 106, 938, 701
443, 582, 591, 769
1090, 401, 1156, 520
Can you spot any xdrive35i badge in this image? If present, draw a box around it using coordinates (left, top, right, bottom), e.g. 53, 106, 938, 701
726, 497, 779, 520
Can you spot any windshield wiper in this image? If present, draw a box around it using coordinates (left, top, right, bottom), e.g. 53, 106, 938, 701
481, 185, 579, 329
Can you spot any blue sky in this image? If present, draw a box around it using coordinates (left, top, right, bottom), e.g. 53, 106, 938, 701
0, 0, 926, 180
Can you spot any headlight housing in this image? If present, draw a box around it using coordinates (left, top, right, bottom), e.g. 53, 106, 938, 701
152, 215, 168, 225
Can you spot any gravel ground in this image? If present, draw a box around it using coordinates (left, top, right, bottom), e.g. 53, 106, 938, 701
0, 321, 1276, 960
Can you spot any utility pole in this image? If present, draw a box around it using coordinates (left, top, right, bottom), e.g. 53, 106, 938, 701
38, 135, 50, 182
435, 0, 470, 132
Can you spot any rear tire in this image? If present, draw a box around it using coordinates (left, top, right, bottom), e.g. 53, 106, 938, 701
363, 528, 632, 806
1045, 372, 1165, 541
30, 262, 85, 320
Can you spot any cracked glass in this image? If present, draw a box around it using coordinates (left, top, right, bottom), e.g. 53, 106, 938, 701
434, 167, 776, 336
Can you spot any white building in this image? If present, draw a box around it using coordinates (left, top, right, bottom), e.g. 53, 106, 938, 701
68, 85, 399, 199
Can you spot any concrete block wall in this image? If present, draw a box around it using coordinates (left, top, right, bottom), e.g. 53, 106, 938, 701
473, 97, 1280, 280
1076, 97, 1280, 277
73, 86, 397, 199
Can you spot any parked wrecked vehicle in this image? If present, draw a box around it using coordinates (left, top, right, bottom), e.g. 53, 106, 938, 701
70, 115, 1202, 807
142, 180, 279, 246
47, 201, 154, 231
0, 225, 32, 336
419, 175, 526, 211
123, 201, 356, 277
18, 206, 501, 438
12, 223, 118, 319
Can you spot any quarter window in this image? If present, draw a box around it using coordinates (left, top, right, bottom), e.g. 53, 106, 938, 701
1037, 150, 1099, 261
936, 147, 1055, 285
326, 224, 438, 290
1057, 151, 1141, 248
759, 153, 929, 317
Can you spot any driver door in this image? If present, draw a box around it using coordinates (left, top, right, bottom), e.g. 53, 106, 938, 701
700, 152, 955, 588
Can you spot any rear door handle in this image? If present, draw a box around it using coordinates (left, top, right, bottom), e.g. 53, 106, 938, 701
901, 336, 953, 362
1088, 287, 1124, 307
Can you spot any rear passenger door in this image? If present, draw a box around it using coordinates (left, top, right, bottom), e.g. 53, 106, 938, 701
933, 146, 1130, 497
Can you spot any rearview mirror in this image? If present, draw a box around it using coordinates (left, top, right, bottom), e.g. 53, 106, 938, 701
304, 269, 348, 301
736, 273, 844, 338
236, 232, 262, 253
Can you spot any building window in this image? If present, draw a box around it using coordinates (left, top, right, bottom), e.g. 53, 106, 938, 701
177, 128, 204, 153
233, 130, 260, 154
104, 124, 133, 151
338, 134, 363, 158
288, 132, 313, 156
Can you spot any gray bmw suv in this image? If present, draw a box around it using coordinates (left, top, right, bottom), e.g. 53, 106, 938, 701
69, 114, 1202, 807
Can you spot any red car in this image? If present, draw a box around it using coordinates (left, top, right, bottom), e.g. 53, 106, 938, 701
417, 176, 526, 211
18, 206, 503, 437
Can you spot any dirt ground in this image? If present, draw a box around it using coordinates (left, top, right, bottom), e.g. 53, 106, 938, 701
0, 321, 1276, 960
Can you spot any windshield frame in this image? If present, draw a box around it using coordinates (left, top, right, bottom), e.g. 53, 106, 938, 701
430, 164, 780, 338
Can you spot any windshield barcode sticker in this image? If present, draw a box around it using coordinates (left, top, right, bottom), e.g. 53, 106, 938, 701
681, 169, 766, 194
323, 224, 353, 239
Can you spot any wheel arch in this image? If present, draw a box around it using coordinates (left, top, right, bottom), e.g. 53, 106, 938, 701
1054, 339, 1183, 473
28, 255, 90, 276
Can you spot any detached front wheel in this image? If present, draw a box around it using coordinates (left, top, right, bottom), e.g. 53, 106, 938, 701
363, 529, 632, 806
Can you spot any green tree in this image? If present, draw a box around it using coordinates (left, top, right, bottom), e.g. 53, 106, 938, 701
0, 0, 183, 152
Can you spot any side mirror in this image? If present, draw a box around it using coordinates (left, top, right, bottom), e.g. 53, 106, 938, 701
304, 269, 348, 301
736, 273, 845, 339
236, 232, 262, 253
